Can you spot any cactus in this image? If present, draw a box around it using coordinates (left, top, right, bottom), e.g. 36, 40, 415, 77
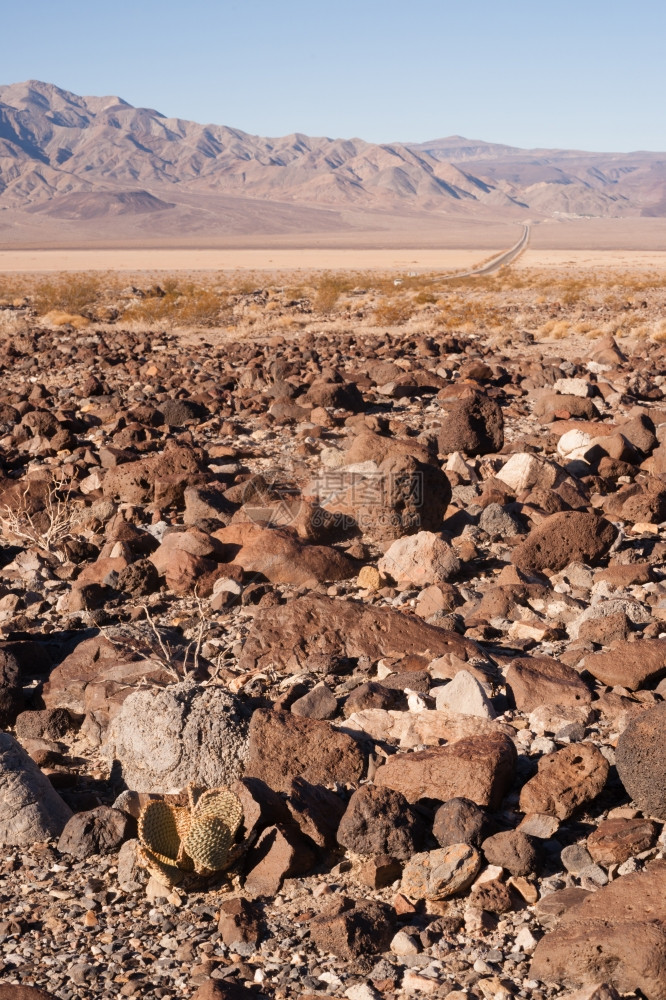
137, 784, 244, 888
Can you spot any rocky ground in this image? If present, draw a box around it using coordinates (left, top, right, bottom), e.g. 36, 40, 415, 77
0, 275, 666, 1000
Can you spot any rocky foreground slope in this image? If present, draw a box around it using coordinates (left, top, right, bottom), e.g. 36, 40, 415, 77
0, 295, 666, 1000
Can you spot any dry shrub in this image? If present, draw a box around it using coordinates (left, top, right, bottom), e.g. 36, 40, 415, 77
33, 273, 105, 318
313, 273, 351, 314
372, 298, 414, 327
125, 281, 230, 329
41, 310, 91, 329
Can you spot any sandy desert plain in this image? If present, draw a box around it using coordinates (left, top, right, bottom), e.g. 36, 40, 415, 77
1, 216, 666, 275
2, 208, 666, 1000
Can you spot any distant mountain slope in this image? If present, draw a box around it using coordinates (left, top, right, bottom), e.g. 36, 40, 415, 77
412, 136, 666, 218
0, 80, 664, 241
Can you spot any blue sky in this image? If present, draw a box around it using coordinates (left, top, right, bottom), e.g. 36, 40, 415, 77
3, 0, 664, 150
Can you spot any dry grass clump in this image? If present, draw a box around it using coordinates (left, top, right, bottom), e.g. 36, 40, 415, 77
372, 298, 414, 327
124, 280, 231, 329
312, 272, 359, 313
32, 273, 106, 318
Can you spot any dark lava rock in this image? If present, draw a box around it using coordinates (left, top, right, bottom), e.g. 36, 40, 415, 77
616, 702, 666, 820
0, 647, 24, 727
437, 390, 504, 456
481, 829, 541, 876
337, 784, 426, 860
14, 707, 76, 741
116, 558, 160, 596
310, 896, 396, 971
512, 511, 618, 574
57, 806, 131, 859
432, 797, 487, 848
245, 709, 365, 793
343, 681, 406, 717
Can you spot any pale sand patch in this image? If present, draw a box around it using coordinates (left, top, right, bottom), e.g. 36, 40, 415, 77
0, 248, 488, 275
517, 249, 666, 271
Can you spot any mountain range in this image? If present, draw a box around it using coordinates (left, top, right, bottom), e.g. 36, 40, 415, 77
1, 80, 665, 245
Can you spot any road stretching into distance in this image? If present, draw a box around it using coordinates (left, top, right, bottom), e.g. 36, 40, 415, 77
438, 223, 531, 280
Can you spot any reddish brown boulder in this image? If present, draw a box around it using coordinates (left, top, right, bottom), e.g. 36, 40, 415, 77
231, 777, 292, 842
149, 527, 224, 574
245, 709, 365, 793
534, 887, 592, 929
285, 777, 346, 850
533, 393, 600, 422
506, 656, 591, 713
512, 511, 617, 574
587, 818, 658, 865
581, 639, 666, 691
519, 744, 609, 820
0, 988, 60, 1000
238, 593, 496, 679
437, 390, 504, 456
530, 860, 666, 999
42, 635, 145, 715
217, 897, 263, 955
310, 896, 395, 971
102, 443, 208, 504
481, 830, 540, 876
42, 634, 174, 734
213, 523, 354, 586
243, 824, 316, 897
322, 452, 452, 547
374, 732, 516, 808
344, 431, 434, 467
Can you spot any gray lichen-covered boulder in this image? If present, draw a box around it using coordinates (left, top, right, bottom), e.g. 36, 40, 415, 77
102, 680, 250, 793
0, 733, 72, 846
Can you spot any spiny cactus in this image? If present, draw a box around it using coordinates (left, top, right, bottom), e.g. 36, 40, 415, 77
137, 784, 244, 888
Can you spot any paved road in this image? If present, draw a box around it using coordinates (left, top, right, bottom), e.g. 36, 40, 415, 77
437, 223, 530, 281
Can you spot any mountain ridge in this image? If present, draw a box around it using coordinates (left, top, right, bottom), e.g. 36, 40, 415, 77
1, 80, 665, 244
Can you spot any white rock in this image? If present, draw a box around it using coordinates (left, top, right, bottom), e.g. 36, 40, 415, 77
407, 691, 429, 713
378, 531, 460, 588
513, 926, 539, 954
390, 930, 421, 956
445, 451, 478, 482
341, 708, 507, 748
345, 985, 381, 1000
319, 447, 346, 468
472, 864, 504, 886
553, 377, 591, 397
102, 680, 249, 793
213, 577, 242, 595
79, 470, 105, 494
433, 670, 496, 719
529, 703, 592, 735
557, 429, 593, 460
495, 452, 542, 493
0, 734, 73, 846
